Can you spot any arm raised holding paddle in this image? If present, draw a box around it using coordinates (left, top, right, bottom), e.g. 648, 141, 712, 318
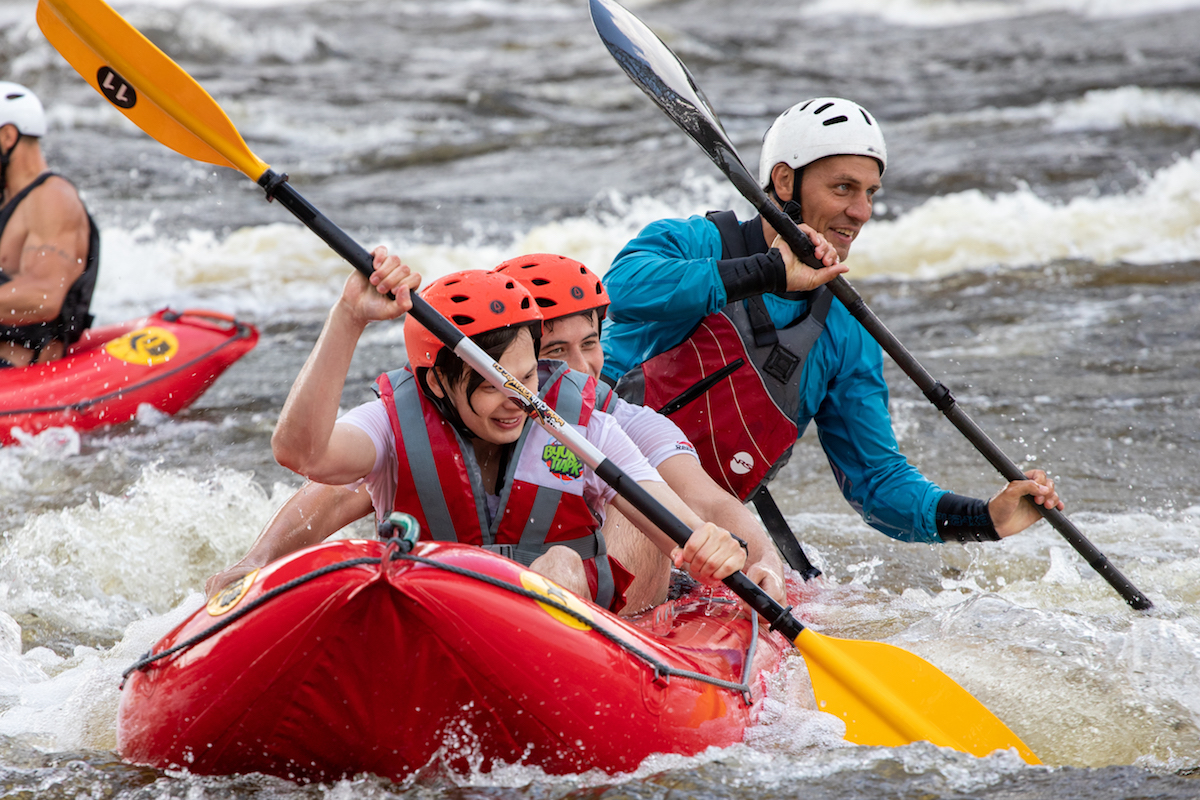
272, 249, 746, 608
272, 249, 420, 485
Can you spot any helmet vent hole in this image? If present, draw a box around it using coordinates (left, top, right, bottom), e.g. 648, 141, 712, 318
531, 278, 550, 286
451, 314, 475, 326
814, 102, 834, 115
449, 294, 470, 304
5, 93, 23, 100
822, 115, 848, 126
520, 298, 531, 310
536, 298, 557, 308
860, 109, 874, 125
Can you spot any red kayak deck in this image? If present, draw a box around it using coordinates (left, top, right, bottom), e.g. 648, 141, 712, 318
0, 308, 258, 445
118, 540, 791, 781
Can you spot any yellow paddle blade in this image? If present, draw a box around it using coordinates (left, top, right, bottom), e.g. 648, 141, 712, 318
796, 628, 1041, 764
36, 0, 269, 180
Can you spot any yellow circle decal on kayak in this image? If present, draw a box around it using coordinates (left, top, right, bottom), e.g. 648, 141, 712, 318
104, 326, 180, 366
206, 569, 259, 616
520, 571, 594, 630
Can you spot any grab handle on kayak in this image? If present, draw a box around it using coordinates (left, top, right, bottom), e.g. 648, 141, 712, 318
378, 512, 421, 553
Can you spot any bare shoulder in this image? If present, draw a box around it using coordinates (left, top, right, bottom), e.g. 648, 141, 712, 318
24, 175, 88, 234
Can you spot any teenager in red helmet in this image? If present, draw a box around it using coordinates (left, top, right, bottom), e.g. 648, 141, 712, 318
493, 253, 785, 610
270, 249, 745, 609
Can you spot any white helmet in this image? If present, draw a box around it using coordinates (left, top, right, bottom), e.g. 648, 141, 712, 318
0, 82, 46, 138
758, 97, 886, 189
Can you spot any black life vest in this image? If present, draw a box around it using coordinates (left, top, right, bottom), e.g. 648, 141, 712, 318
0, 172, 100, 357
614, 210, 832, 501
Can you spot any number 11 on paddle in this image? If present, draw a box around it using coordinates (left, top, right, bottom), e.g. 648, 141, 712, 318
37, 0, 1042, 765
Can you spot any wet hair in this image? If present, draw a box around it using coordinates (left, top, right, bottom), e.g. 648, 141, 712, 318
415, 322, 542, 435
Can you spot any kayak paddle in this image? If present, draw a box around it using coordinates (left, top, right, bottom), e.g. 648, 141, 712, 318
589, 0, 1152, 613
37, 0, 1041, 763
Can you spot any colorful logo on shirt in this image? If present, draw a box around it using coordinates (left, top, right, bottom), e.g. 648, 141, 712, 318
104, 326, 180, 366
675, 440, 697, 454
542, 441, 583, 481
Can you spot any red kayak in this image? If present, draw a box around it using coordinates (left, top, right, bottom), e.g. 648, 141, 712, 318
118, 539, 791, 781
0, 308, 258, 445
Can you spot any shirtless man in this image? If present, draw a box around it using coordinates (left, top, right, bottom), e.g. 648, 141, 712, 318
0, 82, 99, 368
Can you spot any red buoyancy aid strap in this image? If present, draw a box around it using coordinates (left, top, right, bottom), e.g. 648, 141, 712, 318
381, 369, 487, 544
637, 313, 798, 501
538, 359, 598, 425
596, 377, 614, 412
380, 362, 619, 609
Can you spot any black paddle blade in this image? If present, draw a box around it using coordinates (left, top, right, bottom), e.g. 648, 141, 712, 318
588, 0, 763, 204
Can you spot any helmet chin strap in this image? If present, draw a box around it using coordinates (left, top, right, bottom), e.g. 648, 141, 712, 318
779, 195, 802, 224
0, 133, 17, 201
769, 172, 819, 301
0, 130, 23, 201
769, 168, 804, 225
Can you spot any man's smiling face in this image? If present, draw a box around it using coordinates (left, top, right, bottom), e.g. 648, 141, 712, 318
796, 154, 882, 261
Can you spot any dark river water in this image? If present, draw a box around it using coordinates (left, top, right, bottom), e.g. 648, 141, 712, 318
2, 0, 1200, 797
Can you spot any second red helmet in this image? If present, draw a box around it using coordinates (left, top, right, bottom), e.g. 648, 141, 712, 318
492, 253, 610, 321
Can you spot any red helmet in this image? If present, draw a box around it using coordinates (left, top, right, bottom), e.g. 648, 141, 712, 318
404, 270, 542, 369
492, 253, 610, 321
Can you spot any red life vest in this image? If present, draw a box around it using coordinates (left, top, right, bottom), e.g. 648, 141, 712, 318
377, 360, 622, 608
615, 211, 832, 501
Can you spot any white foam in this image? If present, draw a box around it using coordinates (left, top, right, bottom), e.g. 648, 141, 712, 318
84, 139, 1200, 319
912, 87, 1200, 134
0, 465, 291, 631
849, 149, 1200, 279
800, 0, 1200, 26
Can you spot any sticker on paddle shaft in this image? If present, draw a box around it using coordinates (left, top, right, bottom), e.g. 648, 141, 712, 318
96, 66, 136, 109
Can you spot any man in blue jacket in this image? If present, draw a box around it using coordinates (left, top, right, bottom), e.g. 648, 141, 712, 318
603, 97, 1062, 546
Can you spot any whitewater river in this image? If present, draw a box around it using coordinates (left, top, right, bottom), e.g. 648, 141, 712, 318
2, 0, 1200, 796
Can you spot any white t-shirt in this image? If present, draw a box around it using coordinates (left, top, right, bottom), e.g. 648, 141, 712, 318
339, 398, 661, 523
606, 394, 700, 468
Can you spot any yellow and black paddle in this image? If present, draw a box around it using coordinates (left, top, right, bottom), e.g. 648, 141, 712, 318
37, 0, 1041, 764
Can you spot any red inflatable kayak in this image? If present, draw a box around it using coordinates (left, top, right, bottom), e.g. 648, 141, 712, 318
118, 539, 791, 781
0, 308, 258, 445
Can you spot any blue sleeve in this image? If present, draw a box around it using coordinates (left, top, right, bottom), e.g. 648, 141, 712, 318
811, 307, 946, 543
600, 216, 726, 381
